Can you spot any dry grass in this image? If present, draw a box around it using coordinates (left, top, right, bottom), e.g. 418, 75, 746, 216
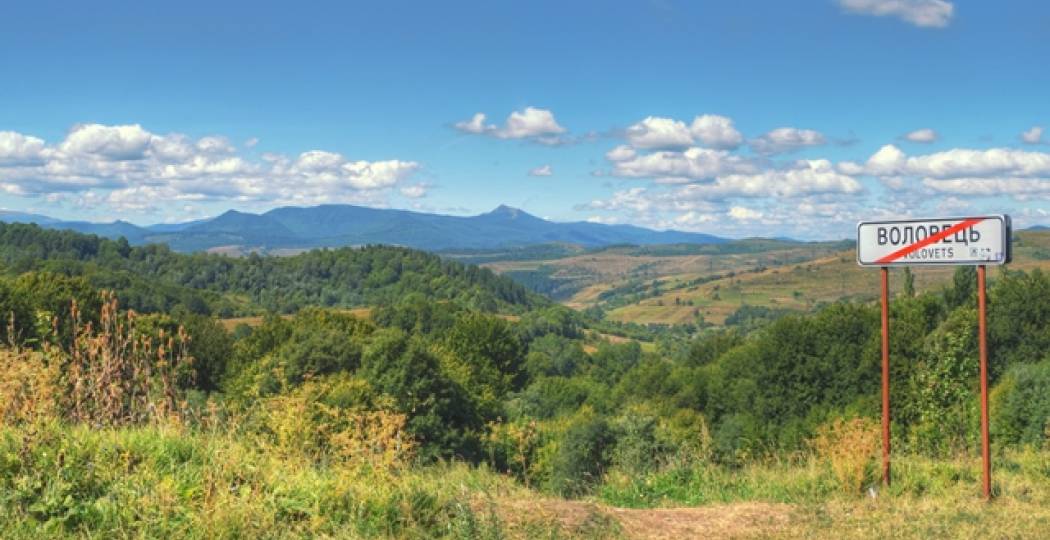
609, 502, 793, 539
810, 417, 881, 494
0, 292, 189, 427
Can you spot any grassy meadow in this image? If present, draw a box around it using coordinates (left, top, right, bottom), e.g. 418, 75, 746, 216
2, 417, 1047, 538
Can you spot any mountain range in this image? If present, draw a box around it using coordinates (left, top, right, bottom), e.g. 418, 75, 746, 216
0, 205, 727, 252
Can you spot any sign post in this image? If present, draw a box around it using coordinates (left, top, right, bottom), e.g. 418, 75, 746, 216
880, 266, 891, 486
858, 215, 1010, 498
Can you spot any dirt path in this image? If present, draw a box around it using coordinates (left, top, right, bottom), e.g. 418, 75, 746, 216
609, 503, 794, 539
485, 497, 795, 539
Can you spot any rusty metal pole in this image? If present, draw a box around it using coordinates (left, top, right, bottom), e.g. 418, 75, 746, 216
880, 266, 891, 487
977, 264, 991, 500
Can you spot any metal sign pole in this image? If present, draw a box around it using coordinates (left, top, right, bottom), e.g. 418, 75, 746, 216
977, 264, 991, 499
880, 266, 891, 486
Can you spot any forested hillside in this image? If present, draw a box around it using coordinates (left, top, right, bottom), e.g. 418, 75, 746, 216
0, 222, 540, 316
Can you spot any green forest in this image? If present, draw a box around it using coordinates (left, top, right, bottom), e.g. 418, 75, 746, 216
1, 224, 1049, 538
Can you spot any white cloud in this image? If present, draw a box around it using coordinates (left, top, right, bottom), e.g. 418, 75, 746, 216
0, 131, 48, 164
587, 160, 861, 216
528, 164, 553, 177
454, 112, 492, 134
625, 117, 694, 149
244, 137, 260, 148
454, 107, 566, 142
585, 215, 622, 225
500, 107, 565, 139
0, 123, 423, 213
689, 115, 744, 150
1021, 126, 1044, 144
904, 128, 938, 143
621, 114, 743, 151
728, 206, 763, 221
841, 144, 1050, 200
675, 159, 862, 200
851, 144, 1050, 179
922, 177, 1050, 199
196, 136, 235, 154
750, 127, 826, 154
838, 0, 954, 28
605, 145, 637, 162
60, 123, 153, 160
673, 211, 719, 227
399, 183, 428, 198
608, 146, 756, 181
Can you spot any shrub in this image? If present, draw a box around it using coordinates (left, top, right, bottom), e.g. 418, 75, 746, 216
992, 358, 1050, 446
809, 417, 880, 494
546, 410, 614, 497
0, 348, 61, 424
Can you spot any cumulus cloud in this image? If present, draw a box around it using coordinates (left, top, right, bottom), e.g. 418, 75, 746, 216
582, 179, 871, 238
1021, 126, 1044, 144
750, 127, 826, 155
528, 164, 553, 177
0, 131, 48, 165
587, 160, 861, 212
838, 0, 954, 28
922, 177, 1050, 199
623, 114, 743, 150
454, 107, 566, 143
60, 123, 154, 160
605, 145, 637, 162
399, 183, 428, 198
689, 115, 744, 150
840, 144, 1050, 200
625, 117, 694, 149
673, 160, 862, 200
848, 144, 1050, 179
0, 123, 422, 213
728, 206, 763, 221
608, 146, 756, 182
903, 128, 938, 143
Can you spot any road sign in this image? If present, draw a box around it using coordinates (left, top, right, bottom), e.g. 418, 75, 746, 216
856, 215, 1011, 267
859, 214, 1011, 499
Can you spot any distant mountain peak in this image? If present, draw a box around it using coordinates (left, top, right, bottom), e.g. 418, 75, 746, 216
1, 203, 727, 251
483, 205, 542, 221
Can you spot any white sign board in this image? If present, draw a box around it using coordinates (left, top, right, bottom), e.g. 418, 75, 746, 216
857, 215, 1011, 267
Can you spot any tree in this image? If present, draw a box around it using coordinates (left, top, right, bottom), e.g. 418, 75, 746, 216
989, 269, 1050, 376
902, 267, 916, 298
178, 313, 234, 391
362, 329, 481, 460
443, 313, 525, 397
944, 266, 976, 310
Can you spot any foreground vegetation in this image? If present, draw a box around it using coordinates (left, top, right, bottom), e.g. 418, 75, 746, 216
1, 225, 1049, 537
1, 418, 1046, 538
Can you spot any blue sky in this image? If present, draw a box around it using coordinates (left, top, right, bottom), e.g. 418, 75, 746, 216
1, 0, 1048, 238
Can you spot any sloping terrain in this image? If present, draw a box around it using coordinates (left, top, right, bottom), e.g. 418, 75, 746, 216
0, 204, 726, 252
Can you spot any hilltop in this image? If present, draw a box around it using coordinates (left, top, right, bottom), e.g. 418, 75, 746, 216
0, 204, 725, 252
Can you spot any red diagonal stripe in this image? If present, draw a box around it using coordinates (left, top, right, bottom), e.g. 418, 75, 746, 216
875, 217, 985, 264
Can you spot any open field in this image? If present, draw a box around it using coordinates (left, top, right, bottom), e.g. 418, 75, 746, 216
478, 231, 1050, 327
603, 230, 1050, 326
477, 240, 849, 305
219, 307, 374, 331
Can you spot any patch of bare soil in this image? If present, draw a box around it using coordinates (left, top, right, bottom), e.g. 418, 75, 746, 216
486, 497, 795, 539
609, 502, 794, 539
